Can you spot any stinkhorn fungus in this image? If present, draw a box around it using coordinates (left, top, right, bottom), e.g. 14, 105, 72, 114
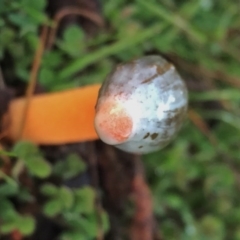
94, 55, 188, 154
8, 84, 101, 144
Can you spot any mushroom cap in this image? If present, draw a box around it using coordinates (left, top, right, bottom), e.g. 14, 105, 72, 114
94, 55, 188, 154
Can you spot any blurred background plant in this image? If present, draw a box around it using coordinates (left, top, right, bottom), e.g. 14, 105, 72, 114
1, 0, 240, 239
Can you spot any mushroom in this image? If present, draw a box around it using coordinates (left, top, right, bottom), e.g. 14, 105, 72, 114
94, 55, 188, 154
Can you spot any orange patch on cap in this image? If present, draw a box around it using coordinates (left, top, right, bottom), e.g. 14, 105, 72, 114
95, 100, 133, 144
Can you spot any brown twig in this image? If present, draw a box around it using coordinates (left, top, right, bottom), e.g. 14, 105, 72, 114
46, 7, 104, 49
17, 25, 48, 140
130, 154, 154, 240
0, 65, 6, 90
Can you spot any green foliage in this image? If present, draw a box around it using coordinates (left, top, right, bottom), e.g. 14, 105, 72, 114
60, 209, 109, 240
53, 153, 86, 180
0, 0, 48, 82
13, 141, 52, 178
143, 122, 240, 240
0, 142, 106, 239
0, 199, 35, 236
57, 25, 85, 57
41, 184, 109, 239
41, 185, 74, 216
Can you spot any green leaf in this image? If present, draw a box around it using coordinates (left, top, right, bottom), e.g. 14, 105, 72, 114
79, 213, 98, 238
23, 7, 47, 26
39, 67, 55, 84
8, 13, 37, 34
12, 141, 40, 159
73, 187, 95, 214
59, 187, 74, 210
43, 198, 63, 217
164, 194, 184, 210
198, 215, 225, 239
25, 156, 52, 178
42, 51, 63, 68
60, 231, 88, 240
0, 220, 16, 234
22, 0, 47, 10
0, 28, 15, 47
41, 183, 58, 196
58, 25, 85, 57
53, 154, 86, 180
82, 211, 109, 237
16, 215, 35, 236
101, 210, 110, 233
0, 182, 19, 197
0, 199, 18, 220
12, 141, 52, 178
204, 164, 235, 196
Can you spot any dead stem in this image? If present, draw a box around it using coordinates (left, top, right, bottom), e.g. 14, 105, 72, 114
17, 25, 48, 140
47, 7, 104, 49
130, 154, 154, 240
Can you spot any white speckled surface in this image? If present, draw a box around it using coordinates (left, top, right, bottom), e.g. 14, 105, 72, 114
95, 55, 188, 154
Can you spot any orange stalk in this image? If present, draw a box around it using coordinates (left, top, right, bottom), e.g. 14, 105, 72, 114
7, 84, 101, 144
